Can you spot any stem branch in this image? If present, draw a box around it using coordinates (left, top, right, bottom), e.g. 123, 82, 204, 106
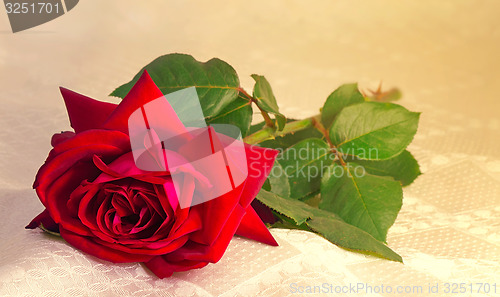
243, 116, 315, 145
244, 113, 347, 166
238, 87, 275, 128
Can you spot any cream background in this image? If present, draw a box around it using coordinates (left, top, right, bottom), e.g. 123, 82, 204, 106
1, 1, 499, 296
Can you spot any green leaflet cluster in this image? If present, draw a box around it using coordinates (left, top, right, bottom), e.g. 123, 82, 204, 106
112, 54, 421, 262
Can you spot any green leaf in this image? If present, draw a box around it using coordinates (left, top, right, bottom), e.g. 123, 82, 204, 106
251, 74, 278, 113
111, 54, 240, 118
275, 114, 287, 131
319, 163, 403, 242
248, 121, 266, 135
262, 178, 271, 192
306, 210, 402, 262
256, 190, 402, 262
271, 219, 310, 231
260, 126, 324, 151
303, 191, 321, 207
330, 102, 420, 160
251, 74, 286, 130
206, 93, 252, 137
267, 162, 291, 198
278, 138, 332, 199
270, 210, 310, 230
347, 150, 421, 186
250, 118, 324, 151
321, 83, 365, 129
256, 190, 312, 225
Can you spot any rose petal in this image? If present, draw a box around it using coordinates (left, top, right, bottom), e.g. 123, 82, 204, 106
152, 183, 175, 221
112, 194, 134, 218
145, 257, 208, 279
49, 130, 130, 157
102, 71, 187, 136
51, 131, 75, 147
60, 87, 118, 133
165, 207, 202, 241
77, 183, 102, 231
92, 154, 170, 185
130, 208, 156, 235
34, 130, 129, 192
238, 144, 279, 208
60, 228, 154, 263
42, 161, 97, 236
235, 206, 278, 246
137, 191, 166, 220
162, 178, 179, 213
186, 143, 277, 246
25, 209, 59, 233
93, 233, 190, 256
250, 199, 277, 224
187, 181, 245, 246
165, 204, 246, 263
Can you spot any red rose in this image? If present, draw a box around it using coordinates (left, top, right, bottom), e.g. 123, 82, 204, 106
27, 71, 279, 278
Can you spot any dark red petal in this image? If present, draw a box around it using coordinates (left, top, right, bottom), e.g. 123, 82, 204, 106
92, 234, 189, 256
78, 184, 106, 232
164, 206, 202, 240
35, 145, 123, 207
25, 209, 59, 233
51, 131, 75, 147
33, 130, 129, 192
145, 256, 208, 279
183, 144, 277, 247
250, 199, 277, 224
92, 153, 169, 185
165, 204, 246, 263
102, 71, 186, 135
187, 181, 244, 246
238, 144, 279, 208
41, 162, 97, 237
235, 206, 278, 246
60, 228, 153, 263
49, 130, 130, 157
152, 183, 175, 222
60, 87, 118, 133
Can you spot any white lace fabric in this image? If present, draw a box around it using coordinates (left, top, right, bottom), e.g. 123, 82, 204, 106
1, 1, 499, 296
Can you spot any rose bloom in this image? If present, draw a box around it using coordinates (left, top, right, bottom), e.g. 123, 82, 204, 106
27, 71, 279, 278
